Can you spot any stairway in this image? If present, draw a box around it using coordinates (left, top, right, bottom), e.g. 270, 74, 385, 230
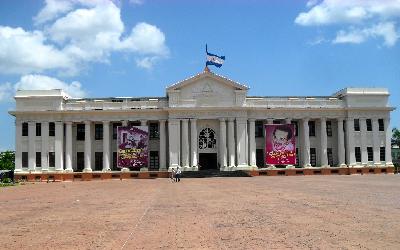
181, 169, 252, 178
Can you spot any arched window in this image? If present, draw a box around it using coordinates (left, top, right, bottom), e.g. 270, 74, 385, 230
199, 128, 216, 149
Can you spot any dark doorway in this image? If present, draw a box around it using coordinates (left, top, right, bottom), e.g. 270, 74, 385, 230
199, 153, 218, 170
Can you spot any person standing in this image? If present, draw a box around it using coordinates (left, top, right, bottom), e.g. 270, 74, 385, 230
171, 168, 176, 182
175, 167, 181, 182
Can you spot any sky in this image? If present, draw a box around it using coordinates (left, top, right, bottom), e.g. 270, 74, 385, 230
0, 0, 399, 151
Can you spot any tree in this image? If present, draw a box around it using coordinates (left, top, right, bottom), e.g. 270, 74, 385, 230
0, 151, 15, 170
392, 128, 400, 147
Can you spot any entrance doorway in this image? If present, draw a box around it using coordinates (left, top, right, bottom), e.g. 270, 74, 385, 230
199, 153, 218, 170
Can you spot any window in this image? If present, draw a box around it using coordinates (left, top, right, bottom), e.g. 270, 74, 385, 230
255, 121, 264, 137
22, 122, 28, 136
49, 122, 55, 136
367, 147, 373, 162
149, 123, 159, 139
36, 152, 41, 167
199, 128, 216, 149
256, 149, 264, 167
77, 124, 85, 141
310, 148, 316, 167
380, 147, 385, 161
354, 119, 360, 131
366, 119, 372, 131
327, 148, 333, 166
113, 122, 122, 140
292, 121, 298, 137
326, 121, 332, 137
22, 152, 28, 167
95, 152, 103, 171
36, 123, 41, 136
95, 124, 103, 140
113, 152, 117, 170
149, 151, 159, 170
343, 120, 346, 132
295, 148, 299, 166
355, 147, 361, 162
77, 152, 84, 171
49, 152, 55, 168
378, 119, 384, 131
309, 121, 315, 136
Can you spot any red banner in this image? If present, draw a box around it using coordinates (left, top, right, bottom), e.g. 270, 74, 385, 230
265, 124, 296, 165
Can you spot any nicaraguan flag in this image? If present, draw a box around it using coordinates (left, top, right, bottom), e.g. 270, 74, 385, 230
206, 44, 225, 68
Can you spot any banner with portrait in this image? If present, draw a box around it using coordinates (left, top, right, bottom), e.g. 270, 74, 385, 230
117, 126, 149, 169
265, 124, 296, 165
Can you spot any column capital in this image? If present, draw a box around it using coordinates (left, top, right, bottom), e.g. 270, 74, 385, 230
190, 118, 198, 122
267, 119, 274, 124
159, 119, 166, 123
285, 118, 291, 124
227, 118, 235, 122
319, 117, 326, 122
302, 117, 310, 122
102, 120, 110, 124
248, 118, 256, 123
65, 121, 73, 125
181, 119, 189, 123
84, 120, 91, 125
337, 117, 344, 122
219, 118, 226, 122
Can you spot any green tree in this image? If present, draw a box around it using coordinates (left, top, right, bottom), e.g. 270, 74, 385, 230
392, 128, 400, 147
0, 151, 15, 170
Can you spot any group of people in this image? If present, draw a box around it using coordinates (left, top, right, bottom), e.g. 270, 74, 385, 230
170, 167, 182, 182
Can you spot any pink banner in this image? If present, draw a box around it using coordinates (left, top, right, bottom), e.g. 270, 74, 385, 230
117, 126, 148, 169
265, 124, 296, 165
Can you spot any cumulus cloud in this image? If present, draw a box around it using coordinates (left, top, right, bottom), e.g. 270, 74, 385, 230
295, 0, 400, 46
0, 0, 169, 75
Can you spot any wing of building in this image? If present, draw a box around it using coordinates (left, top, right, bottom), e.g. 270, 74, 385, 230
9, 70, 395, 173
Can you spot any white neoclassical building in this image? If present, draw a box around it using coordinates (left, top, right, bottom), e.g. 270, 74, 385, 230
9, 70, 394, 173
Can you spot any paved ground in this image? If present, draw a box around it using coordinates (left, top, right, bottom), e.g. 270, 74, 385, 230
1, 175, 400, 249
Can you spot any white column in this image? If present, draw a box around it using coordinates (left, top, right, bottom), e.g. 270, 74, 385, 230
190, 119, 198, 168
345, 118, 356, 167
28, 122, 36, 171
159, 120, 166, 170
65, 122, 73, 172
385, 118, 393, 166
301, 118, 311, 167
15, 120, 22, 172
228, 118, 235, 167
285, 118, 294, 168
181, 119, 189, 168
266, 119, 274, 168
122, 120, 128, 126
360, 118, 368, 165
248, 119, 256, 167
372, 118, 380, 166
55, 121, 64, 172
103, 121, 110, 171
41, 122, 49, 171
337, 118, 346, 167
319, 118, 328, 167
236, 118, 247, 168
168, 119, 180, 169
141, 120, 147, 126
219, 119, 227, 169
84, 121, 92, 172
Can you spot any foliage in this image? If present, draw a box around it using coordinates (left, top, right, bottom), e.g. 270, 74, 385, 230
393, 128, 400, 147
0, 151, 15, 170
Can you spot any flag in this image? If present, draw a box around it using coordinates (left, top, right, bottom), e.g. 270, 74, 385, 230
206, 44, 225, 68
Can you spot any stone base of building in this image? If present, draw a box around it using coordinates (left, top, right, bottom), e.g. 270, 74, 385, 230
12, 166, 395, 182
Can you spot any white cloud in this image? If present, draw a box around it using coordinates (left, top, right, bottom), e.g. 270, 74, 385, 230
135, 56, 158, 69
14, 74, 86, 98
34, 0, 74, 25
0, 82, 13, 102
129, 0, 144, 5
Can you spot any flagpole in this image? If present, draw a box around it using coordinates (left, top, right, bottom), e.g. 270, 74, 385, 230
204, 43, 210, 72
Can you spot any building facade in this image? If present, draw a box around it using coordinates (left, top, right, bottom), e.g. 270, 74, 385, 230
9, 70, 395, 173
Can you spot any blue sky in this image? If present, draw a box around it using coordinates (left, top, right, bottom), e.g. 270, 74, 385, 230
0, 0, 399, 151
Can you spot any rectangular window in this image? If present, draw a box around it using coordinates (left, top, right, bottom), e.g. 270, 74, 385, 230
295, 148, 299, 166
49, 122, 55, 136
380, 147, 385, 161
77, 124, 85, 141
255, 121, 264, 137
354, 119, 360, 131
149, 151, 159, 170
22, 122, 28, 136
36, 123, 41, 136
95, 124, 103, 140
149, 123, 159, 139
95, 152, 103, 171
326, 121, 332, 137
113, 122, 122, 140
366, 119, 372, 131
378, 119, 384, 131
36, 152, 41, 167
355, 147, 361, 162
327, 148, 333, 166
309, 121, 315, 136
367, 147, 373, 162
343, 120, 346, 133
113, 152, 117, 170
22, 152, 28, 167
49, 152, 55, 168
77, 152, 84, 171
256, 149, 264, 167
310, 148, 316, 167
292, 121, 298, 137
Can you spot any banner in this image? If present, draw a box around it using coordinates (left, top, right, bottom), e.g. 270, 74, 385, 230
265, 124, 296, 165
117, 126, 149, 169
